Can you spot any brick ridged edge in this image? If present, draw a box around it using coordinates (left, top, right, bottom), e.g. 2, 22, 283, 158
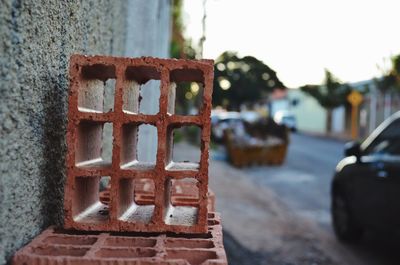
13, 213, 227, 265
65, 55, 214, 233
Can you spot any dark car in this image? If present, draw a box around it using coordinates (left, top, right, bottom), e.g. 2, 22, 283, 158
331, 112, 400, 242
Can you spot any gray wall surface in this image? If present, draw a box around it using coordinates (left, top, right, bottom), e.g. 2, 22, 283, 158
0, 0, 171, 264
125, 0, 171, 163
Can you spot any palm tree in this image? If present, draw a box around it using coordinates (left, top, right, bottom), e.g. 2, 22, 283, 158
301, 70, 351, 133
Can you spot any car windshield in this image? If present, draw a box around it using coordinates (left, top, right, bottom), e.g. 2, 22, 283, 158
282, 116, 295, 122
363, 118, 400, 156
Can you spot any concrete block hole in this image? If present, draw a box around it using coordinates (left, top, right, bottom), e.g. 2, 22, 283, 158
75, 122, 113, 168
164, 178, 199, 226
79, 64, 116, 113
118, 178, 155, 224
166, 125, 201, 171
124, 66, 161, 115
73, 176, 111, 224
120, 124, 157, 170
169, 68, 205, 116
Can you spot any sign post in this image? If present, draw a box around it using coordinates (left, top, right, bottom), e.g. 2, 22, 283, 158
347, 90, 363, 140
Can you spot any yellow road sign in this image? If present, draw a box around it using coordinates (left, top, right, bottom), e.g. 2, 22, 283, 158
347, 90, 363, 106
347, 90, 363, 140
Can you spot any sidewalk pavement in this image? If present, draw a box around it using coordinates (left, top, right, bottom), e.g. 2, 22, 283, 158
174, 142, 362, 265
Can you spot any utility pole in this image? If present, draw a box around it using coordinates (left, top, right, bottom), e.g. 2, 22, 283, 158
198, 0, 207, 59
369, 85, 377, 133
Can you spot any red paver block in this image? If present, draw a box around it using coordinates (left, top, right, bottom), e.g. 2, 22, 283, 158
99, 181, 216, 211
65, 55, 214, 233
13, 213, 227, 265
207, 189, 216, 212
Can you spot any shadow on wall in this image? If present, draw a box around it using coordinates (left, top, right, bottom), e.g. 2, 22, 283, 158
0, 1, 171, 263
40, 66, 68, 226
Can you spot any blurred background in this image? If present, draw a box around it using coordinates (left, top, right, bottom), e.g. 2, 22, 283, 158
175, 0, 400, 139
172, 1, 400, 264
2, 1, 400, 265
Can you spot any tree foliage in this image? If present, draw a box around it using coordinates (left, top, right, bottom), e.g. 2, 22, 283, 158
375, 55, 400, 92
170, 0, 196, 59
300, 70, 352, 133
300, 70, 351, 109
213, 51, 285, 110
169, 0, 198, 114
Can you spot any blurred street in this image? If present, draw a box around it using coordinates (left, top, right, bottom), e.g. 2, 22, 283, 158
4, 1, 400, 264
209, 133, 353, 265
176, 134, 400, 265
242, 133, 343, 230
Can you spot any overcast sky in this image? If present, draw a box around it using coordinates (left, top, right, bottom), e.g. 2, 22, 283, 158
183, 0, 400, 88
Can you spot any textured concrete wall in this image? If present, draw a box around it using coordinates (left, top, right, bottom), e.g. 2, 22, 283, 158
125, 0, 171, 162
0, 0, 171, 264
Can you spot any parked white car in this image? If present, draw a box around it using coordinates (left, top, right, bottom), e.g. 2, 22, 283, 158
211, 111, 242, 142
274, 111, 297, 132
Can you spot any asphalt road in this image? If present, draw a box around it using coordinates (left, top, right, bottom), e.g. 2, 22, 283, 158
243, 133, 344, 230
175, 135, 400, 264
228, 133, 400, 265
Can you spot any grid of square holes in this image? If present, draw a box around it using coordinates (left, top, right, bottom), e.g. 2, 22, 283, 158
66, 56, 213, 232
14, 213, 226, 265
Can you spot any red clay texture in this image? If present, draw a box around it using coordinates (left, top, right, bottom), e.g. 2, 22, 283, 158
13, 213, 227, 265
64, 55, 214, 233
99, 180, 216, 212
207, 189, 216, 212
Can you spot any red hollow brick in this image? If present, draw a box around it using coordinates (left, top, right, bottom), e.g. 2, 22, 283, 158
13, 213, 227, 265
64, 55, 214, 233
99, 181, 216, 211
207, 189, 216, 212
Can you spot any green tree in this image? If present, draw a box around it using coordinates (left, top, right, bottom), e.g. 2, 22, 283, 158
170, 0, 196, 59
169, 0, 198, 114
301, 70, 351, 133
375, 54, 400, 92
213, 51, 285, 110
